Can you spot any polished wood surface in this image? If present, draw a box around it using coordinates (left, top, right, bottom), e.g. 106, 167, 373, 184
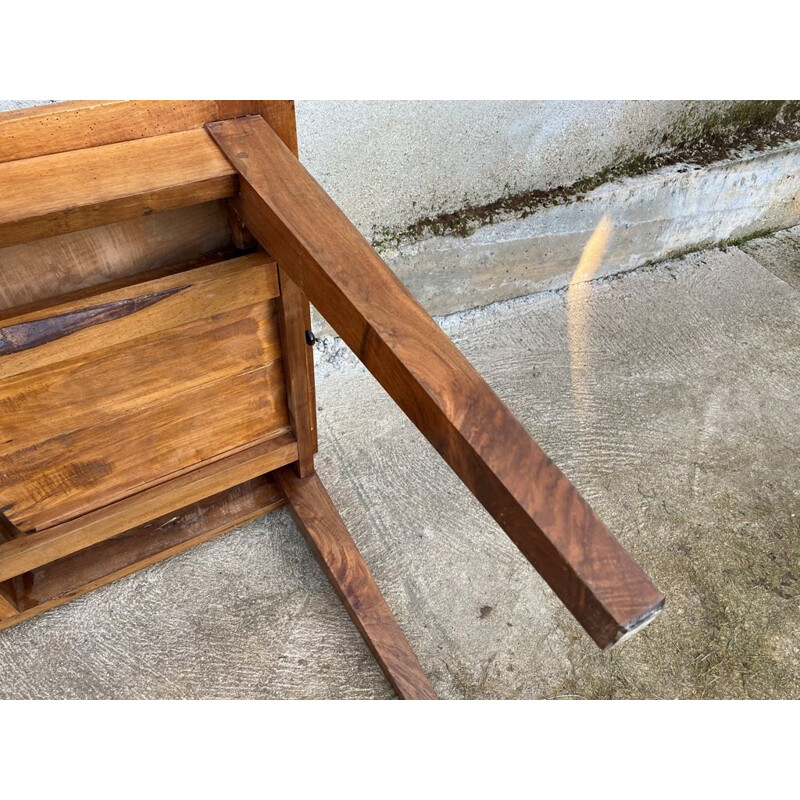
3, 369, 288, 532
0, 303, 280, 454
0, 128, 236, 248
0, 252, 278, 378
0, 202, 233, 313
1, 476, 285, 631
0, 253, 288, 531
0, 100, 298, 163
208, 115, 664, 649
276, 267, 317, 476
276, 467, 436, 699
0, 434, 298, 583
0, 101, 312, 649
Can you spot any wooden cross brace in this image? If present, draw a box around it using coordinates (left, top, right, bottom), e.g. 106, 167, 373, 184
0, 101, 663, 699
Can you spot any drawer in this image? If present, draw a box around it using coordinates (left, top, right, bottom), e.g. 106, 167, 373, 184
0, 251, 289, 533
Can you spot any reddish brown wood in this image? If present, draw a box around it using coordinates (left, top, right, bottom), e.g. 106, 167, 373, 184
0, 254, 288, 532
0, 585, 16, 619
0, 202, 234, 315
0, 513, 20, 609
226, 200, 256, 250
0, 103, 310, 656
0, 286, 186, 355
12, 476, 283, 613
1, 476, 285, 630
0, 129, 237, 248
276, 267, 317, 476
0, 511, 22, 541
275, 467, 436, 699
0, 100, 298, 163
0, 434, 298, 583
208, 116, 665, 650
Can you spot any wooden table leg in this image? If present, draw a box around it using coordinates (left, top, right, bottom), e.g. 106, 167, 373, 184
207, 117, 665, 650
275, 467, 437, 700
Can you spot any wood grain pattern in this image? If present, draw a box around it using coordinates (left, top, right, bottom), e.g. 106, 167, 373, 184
0, 434, 298, 582
252, 101, 298, 157
0, 101, 303, 640
0, 252, 278, 380
2, 476, 284, 630
13, 476, 283, 612
0, 511, 22, 541
0, 252, 288, 531
276, 267, 317, 476
209, 116, 664, 650
0, 286, 186, 355
0, 100, 298, 163
276, 467, 436, 699
0, 513, 19, 612
0, 201, 233, 313
0, 304, 281, 457
1, 365, 289, 532
0, 586, 16, 619
0, 128, 236, 248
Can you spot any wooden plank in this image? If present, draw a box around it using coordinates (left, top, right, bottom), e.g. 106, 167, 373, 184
13, 476, 283, 613
0, 434, 298, 582
0, 245, 288, 538
0, 100, 298, 163
0, 250, 276, 325
276, 268, 317, 475
2, 476, 285, 630
0, 516, 19, 610
0, 252, 278, 380
0, 586, 17, 619
254, 101, 298, 158
0, 301, 282, 457
217, 101, 299, 157
208, 116, 665, 650
1, 286, 187, 355
0, 201, 233, 313
275, 467, 436, 700
0, 511, 22, 542
0, 101, 223, 162
0, 242, 240, 323
0, 128, 236, 248
1, 363, 289, 532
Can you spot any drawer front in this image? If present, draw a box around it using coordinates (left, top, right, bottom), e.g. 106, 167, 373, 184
0, 252, 288, 532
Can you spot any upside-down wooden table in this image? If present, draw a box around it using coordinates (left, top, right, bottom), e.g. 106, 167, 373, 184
0, 101, 664, 699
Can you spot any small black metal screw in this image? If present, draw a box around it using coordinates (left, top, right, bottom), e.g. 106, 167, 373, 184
305, 330, 316, 346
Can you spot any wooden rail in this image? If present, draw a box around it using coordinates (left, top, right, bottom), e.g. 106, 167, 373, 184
0, 128, 236, 247
0, 100, 298, 163
276, 467, 436, 699
208, 116, 664, 649
0, 434, 298, 583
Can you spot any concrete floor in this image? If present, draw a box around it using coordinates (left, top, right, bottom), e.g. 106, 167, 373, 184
1, 229, 798, 699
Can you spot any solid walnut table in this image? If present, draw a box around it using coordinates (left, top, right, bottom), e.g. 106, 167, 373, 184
0, 101, 664, 699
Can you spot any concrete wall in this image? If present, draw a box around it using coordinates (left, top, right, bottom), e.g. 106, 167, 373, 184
295, 100, 750, 237
4, 100, 799, 319
382, 142, 800, 316
295, 100, 800, 322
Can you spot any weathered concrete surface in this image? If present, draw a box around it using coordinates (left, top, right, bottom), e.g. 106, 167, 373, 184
1, 233, 798, 699
381, 144, 800, 318
300, 101, 800, 326
740, 224, 800, 290
295, 101, 793, 237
